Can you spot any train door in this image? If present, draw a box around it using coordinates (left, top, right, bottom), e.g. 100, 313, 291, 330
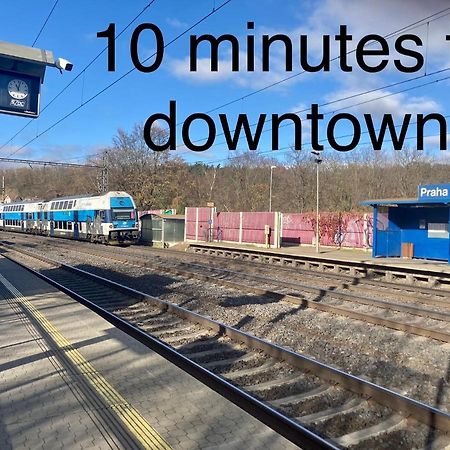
21, 212, 24, 232
37, 205, 43, 233
49, 211, 54, 236
42, 210, 49, 235
73, 211, 79, 239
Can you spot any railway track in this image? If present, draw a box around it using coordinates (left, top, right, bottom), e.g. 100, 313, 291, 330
2, 243, 450, 450
4, 232, 449, 304
6, 235, 449, 344
189, 243, 450, 291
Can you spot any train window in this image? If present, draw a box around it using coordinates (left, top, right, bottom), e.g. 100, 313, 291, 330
68, 222, 72, 230
63, 201, 68, 209
73, 200, 77, 207
112, 209, 133, 220
68, 201, 73, 209
51, 202, 55, 209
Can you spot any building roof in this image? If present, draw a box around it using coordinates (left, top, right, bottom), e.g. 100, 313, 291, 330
141, 213, 185, 220
0, 41, 55, 81
360, 198, 449, 206
0, 41, 54, 66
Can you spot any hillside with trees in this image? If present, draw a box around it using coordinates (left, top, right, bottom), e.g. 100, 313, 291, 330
1, 124, 448, 213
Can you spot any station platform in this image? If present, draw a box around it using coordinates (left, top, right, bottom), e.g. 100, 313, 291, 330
186, 241, 450, 274
0, 255, 297, 450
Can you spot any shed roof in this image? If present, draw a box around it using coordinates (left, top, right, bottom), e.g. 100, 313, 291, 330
0, 41, 55, 81
141, 213, 185, 220
360, 198, 449, 206
0, 41, 54, 66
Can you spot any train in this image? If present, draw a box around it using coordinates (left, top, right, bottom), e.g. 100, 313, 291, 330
0, 191, 139, 245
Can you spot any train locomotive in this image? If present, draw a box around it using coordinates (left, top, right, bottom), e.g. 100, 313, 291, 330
0, 191, 139, 244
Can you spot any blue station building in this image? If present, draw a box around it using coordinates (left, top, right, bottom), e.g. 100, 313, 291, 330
361, 183, 450, 264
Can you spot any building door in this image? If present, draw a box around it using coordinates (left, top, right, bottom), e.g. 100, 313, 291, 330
376, 229, 401, 257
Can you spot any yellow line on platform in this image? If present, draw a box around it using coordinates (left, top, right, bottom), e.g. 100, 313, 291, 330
0, 273, 173, 450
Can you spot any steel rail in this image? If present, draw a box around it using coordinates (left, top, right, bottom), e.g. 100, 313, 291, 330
38, 242, 450, 342
189, 243, 450, 289
0, 246, 336, 450
2, 232, 449, 298
2, 243, 450, 434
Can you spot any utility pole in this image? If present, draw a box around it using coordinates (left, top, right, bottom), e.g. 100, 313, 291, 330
311, 151, 323, 253
100, 151, 109, 193
269, 165, 276, 212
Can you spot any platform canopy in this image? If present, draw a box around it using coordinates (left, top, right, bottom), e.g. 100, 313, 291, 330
0, 41, 55, 82
361, 183, 450, 263
361, 183, 450, 207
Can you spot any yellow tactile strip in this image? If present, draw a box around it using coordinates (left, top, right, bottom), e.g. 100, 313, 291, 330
0, 273, 173, 450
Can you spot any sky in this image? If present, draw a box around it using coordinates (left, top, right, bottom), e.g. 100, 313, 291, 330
1, 0, 450, 167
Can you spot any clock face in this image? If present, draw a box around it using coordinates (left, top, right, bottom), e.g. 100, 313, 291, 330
8, 79, 29, 100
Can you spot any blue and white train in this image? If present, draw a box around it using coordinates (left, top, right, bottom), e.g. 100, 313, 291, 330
0, 191, 139, 244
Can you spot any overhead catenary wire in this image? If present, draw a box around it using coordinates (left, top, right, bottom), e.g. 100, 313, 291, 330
4, 4, 449, 151
0, 0, 158, 154
32, 0, 60, 47
3, 3, 448, 164
4, 0, 233, 159
182, 67, 450, 157
59, 70, 450, 166
180, 6, 450, 121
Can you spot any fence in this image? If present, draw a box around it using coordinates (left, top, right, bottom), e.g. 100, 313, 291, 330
185, 207, 372, 249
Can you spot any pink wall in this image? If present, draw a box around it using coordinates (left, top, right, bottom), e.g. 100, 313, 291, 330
242, 212, 275, 245
186, 208, 276, 245
185, 207, 372, 248
282, 212, 370, 248
216, 212, 240, 242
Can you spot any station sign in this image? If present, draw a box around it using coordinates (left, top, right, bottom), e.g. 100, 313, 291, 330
0, 70, 40, 117
418, 184, 450, 202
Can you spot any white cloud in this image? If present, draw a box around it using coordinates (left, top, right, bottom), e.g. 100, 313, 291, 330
325, 88, 440, 119
423, 133, 450, 151
166, 18, 188, 29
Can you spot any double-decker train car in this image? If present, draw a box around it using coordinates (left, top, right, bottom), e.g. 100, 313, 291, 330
0, 191, 139, 245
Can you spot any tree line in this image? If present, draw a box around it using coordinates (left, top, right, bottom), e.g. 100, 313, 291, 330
1, 123, 448, 213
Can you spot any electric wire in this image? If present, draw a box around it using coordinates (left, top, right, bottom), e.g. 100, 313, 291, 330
184, 6, 450, 120
32, 0, 60, 47
3, 3, 448, 165
184, 66, 450, 151
60, 70, 450, 167
5, 0, 233, 159
0, 0, 158, 154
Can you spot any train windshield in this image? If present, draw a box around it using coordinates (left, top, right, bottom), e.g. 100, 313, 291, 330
112, 209, 135, 221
